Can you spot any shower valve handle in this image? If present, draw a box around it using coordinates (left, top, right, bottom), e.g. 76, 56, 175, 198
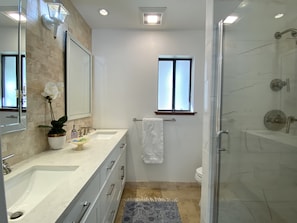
270, 78, 290, 92
286, 78, 290, 92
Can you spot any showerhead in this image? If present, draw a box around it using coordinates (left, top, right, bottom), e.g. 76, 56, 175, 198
274, 32, 282, 39
274, 28, 297, 39
291, 30, 297, 37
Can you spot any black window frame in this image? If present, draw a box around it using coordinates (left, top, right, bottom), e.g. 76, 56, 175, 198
157, 57, 193, 113
1, 54, 26, 109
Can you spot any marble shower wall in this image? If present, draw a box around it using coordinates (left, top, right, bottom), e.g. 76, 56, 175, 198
218, 21, 297, 223
204, 1, 297, 222
1, 0, 92, 165
220, 33, 278, 183
279, 41, 297, 134
220, 31, 297, 183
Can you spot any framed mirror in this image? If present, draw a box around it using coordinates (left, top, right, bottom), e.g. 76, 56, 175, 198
65, 31, 92, 120
0, 0, 26, 134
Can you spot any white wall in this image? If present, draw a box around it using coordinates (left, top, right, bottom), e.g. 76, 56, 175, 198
0, 27, 26, 53
92, 29, 205, 182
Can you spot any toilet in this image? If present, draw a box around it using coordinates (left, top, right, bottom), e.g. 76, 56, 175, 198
195, 167, 202, 206
195, 167, 202, 205
195, 167, 203, 184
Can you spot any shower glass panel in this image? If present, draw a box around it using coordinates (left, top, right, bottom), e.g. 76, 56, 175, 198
217, 1, 297, 223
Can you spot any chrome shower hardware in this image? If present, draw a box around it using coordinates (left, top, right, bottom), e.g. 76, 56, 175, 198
270, 78, 290, 92
264, 110, 287, 131
286, 116, 297, 133
274, 28, 297, 39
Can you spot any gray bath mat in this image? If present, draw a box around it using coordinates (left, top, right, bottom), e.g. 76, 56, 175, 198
122, 199, 182, 223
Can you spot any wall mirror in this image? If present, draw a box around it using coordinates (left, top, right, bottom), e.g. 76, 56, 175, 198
65, 31, 92, 120
0, 0, 26, 134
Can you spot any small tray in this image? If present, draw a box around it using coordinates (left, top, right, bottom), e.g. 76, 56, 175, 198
71, 137, 88, 150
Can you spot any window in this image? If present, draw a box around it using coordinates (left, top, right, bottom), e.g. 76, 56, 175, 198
157, 58, 194, 114
1, 54, 26, 109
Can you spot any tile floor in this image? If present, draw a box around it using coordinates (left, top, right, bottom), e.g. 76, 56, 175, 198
115, 182, 201, 223
218, 183, 297, 223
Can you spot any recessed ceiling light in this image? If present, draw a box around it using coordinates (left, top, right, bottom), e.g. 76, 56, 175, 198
143, 13, 162, 25
223, 16, 238, 24
146, 15, 158, 24
139, 7, 166, 25
274, 13, 284, 19
3, 11, 27, 22
99, 9, 108, 16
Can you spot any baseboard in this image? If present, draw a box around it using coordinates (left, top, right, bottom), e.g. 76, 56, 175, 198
125, 181, 200, 189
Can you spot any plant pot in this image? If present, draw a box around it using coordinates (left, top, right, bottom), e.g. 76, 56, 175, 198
48, 133, 66, 150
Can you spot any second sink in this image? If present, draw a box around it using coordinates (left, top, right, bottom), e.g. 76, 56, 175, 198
92, 130, 117, 140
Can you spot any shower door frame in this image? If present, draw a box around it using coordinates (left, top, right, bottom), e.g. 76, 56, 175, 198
212, 19, 228, 223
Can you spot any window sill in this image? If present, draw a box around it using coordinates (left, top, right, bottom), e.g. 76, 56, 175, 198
154, 111, 197, 115
0, 108, 27, 112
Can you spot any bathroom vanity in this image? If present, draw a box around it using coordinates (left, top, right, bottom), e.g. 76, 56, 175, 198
3, 129, 127, 223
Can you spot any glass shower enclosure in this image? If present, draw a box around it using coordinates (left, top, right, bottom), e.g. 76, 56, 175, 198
216, 0, 297, 223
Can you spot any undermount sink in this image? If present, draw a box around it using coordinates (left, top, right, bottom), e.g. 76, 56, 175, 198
4, 165, 78, 221
92, 130, 117, 140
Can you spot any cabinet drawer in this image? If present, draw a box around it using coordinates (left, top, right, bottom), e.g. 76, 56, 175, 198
116, 150, 126, 203
106, 144, 126, 223
104, 200, 117, 223
100, 138, 127, 183
58, 172, 101, 223
98, 166, 119, 217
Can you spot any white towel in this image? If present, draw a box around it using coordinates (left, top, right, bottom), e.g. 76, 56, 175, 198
142, 118, 164, 164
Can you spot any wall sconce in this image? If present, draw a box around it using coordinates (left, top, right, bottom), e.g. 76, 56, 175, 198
42, 2, 69, 39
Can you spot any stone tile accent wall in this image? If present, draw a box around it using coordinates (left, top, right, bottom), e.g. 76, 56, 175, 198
2, 0, 92, 165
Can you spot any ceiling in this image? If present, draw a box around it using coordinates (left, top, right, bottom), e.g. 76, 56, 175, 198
0, 0, 20, 27
69, 0, 206, 30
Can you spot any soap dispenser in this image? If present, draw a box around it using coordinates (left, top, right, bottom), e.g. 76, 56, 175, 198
71, 125, 78, 139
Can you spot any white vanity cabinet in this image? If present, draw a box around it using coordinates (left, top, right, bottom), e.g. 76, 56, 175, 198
98, 141, 127, 223
57, 135, 127, 223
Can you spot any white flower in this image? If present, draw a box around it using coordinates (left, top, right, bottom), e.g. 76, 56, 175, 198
41, 82, 63, 100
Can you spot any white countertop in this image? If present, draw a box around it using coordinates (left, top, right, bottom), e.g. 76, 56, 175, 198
3, 129, 127, 223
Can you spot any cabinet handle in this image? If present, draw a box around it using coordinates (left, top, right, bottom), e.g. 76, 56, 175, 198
107, 160, 115, 170
120, 143, 126, 149
109, 210, 116, 221
106, 184, 115, 196
72, 201, 90, 223
121, 165, 125, 180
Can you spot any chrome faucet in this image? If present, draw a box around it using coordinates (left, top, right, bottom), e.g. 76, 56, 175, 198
79, 127, 96, 136
286, 116, 297, 133
2, 154, 14, 175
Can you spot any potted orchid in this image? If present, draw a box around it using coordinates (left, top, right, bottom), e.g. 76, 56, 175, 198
39, 82, 68, 149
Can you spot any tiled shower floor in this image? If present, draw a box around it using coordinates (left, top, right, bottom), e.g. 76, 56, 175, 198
218, 183, 297, 223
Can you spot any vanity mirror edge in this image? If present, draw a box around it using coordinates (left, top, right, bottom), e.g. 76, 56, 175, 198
0, 0, 27, 135
64, 31, 92, 121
